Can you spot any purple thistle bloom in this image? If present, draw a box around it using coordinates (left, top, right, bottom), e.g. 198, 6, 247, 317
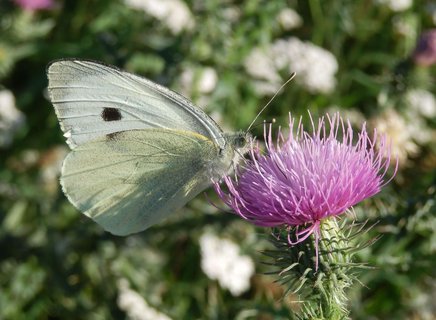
214, 113, 396, 269
14, 0, 55, 11
413, 29, 436, 66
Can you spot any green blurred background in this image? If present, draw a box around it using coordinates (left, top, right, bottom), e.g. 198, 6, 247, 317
0, 0, 435, 319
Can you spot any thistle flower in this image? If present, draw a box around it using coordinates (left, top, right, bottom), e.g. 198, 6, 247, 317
14, 0, 55, 11
214, 113, 396, 269
413, 30, 436, 66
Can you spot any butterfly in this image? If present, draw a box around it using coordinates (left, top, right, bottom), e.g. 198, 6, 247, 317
47, 59, 247, 236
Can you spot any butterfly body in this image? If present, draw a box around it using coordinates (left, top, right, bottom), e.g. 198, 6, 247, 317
47, 59, 246, 235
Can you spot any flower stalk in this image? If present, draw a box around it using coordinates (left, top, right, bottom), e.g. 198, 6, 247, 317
265, 219, 376, 320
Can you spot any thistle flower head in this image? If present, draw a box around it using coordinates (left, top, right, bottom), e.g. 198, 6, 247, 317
14, 0, 55, 11
413, 29, 436, 66
214, 113, 396, 269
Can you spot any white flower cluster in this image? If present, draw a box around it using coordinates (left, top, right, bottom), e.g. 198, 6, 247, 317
124, 0, 194, 34
199, 232, 255, 297
371, 107, 434, 166
0, 89, 25, 147
406, 89, 436, 118
177, 66, 218, 108
392, 15, 416, 37
38, 146, 69, 194
375, 0, 413, 12
117, 279, 172, 320
371, 108, 418, 165
179, 66, 218, 96
277, 8, 302, 30
244, 37, 338, 95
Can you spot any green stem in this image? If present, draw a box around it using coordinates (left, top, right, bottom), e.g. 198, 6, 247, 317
267, 218, 368, 320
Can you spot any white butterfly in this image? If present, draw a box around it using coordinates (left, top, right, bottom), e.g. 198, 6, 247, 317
47, 59, 247, 236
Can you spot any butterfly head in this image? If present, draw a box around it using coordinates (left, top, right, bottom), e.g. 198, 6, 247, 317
225, 131, 253, 168
224, 131, 252, 154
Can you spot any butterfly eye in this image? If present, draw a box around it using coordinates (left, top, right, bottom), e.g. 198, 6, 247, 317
235, 132, 250, 148
225, 133, 247, 149
235, 136, 246, 148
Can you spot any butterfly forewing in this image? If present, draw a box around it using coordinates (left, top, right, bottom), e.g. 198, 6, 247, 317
47, 59, 225, 148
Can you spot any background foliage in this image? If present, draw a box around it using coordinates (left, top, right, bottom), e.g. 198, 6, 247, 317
0, 0, 435, 319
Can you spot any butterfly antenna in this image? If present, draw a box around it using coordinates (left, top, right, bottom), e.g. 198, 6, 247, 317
247, 72, 296, 132
250, 118, 276, 129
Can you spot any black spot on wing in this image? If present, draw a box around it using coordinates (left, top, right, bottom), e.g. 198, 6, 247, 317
102, 107, 122, 121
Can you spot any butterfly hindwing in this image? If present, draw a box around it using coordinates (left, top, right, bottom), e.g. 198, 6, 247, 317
61, 129, 218, 235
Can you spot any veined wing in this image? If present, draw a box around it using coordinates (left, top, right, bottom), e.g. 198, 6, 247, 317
61, 129, 220, 235
47, 59, 225, 148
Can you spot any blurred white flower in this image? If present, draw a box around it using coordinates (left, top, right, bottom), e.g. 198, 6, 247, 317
249, 80, 282, 96
406, 89, 436, 118
38, 146, 69, 194
281, 38, 338, 93
222, 6, 241, 23
370, 108, 428, 165
21, 149, 40, 167
178, 67, 195, 96
244, 38, 338, 95
409, 279, 436, 320
277, 8, 302, 30
197, 67, 218, 94
392, 15, 416, 37
124, 0, 194, 34
117, 279, 172, 320
376, 0, 413, 12
199, 232, 255, 296
178, 66, 218, 97
244, 48, 281, 84
0, 89, 25, 147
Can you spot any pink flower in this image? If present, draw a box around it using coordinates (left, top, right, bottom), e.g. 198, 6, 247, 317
14, 0, 54, 11
413, 30, 436, 66
214, 113, 396, 269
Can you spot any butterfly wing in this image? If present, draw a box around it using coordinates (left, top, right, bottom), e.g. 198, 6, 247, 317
61, 129, 220, 236
47, 59, 225, 149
